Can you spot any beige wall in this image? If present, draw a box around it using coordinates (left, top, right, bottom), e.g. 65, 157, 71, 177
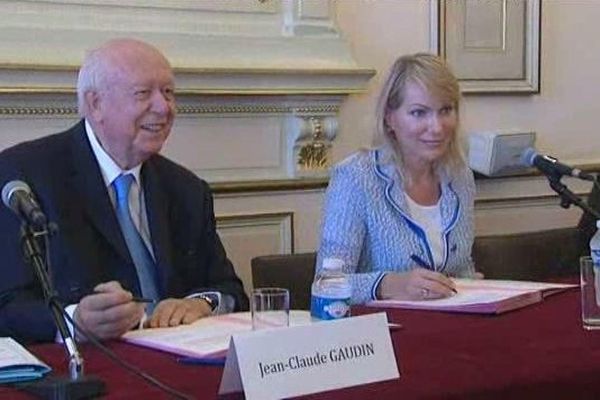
335, 0, 600, 165
334, 0, 599, 235
462, 0, 600, 164
335, 0, 431, 158
0, 1, 597, 291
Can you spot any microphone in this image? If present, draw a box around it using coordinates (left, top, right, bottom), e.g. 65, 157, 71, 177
521, 148, 595, 181
1, 180, 48, 228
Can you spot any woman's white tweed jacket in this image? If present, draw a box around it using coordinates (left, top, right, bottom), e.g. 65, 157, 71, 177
316, 147, 476, 304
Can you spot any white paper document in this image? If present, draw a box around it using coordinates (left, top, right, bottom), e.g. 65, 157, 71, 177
122, 310, 312, 358
368, 278, 576, 314
0, 337, 51, 383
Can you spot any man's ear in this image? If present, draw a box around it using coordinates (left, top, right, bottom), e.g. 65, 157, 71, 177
85, 91, 103, 123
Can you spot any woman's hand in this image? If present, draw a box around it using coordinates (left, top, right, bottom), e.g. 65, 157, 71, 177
473, 271, 485, 279
377, 268, 457, 300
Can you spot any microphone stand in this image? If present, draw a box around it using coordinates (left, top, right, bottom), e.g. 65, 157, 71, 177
18, 222, 105, 399
547, 175, 600, 220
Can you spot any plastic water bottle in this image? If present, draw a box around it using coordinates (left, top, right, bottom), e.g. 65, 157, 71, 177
310, 258, 351, 321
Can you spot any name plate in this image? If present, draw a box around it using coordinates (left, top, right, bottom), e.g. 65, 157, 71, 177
218, 312, 399, 400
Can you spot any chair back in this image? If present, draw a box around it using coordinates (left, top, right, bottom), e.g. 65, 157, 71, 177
473, 227, 579, 280
251, 252, 316, 310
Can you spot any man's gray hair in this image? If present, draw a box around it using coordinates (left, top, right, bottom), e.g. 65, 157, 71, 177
76, 46, 110, 118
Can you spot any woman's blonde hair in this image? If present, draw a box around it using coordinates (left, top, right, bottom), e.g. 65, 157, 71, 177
374, 53, 465, 177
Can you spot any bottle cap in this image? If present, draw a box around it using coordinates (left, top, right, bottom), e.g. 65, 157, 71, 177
322, 258, 345, 270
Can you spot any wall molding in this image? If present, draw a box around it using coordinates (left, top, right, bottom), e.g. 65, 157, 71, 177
0, 103, 341, 117
475, 191, 589, 207
0, 67, 375, 96
476, 164, 600, 180
210, 177, 595, 200
212, 178, 328, 194
0, 106, 75, 117
0, 1, 374, 94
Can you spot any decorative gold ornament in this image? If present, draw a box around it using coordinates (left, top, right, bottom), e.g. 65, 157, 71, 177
296, 117, 331, 171
297, 141, 329, 170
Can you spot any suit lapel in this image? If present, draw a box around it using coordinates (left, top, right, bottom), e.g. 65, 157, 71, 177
141, 158, 173, 295
67, 121, 132, 263
373, 148, 409, 215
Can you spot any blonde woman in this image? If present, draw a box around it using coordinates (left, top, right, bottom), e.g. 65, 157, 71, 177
317, 53, 476, 304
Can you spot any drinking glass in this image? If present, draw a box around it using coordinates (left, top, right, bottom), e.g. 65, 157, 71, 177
580, 256, 600, 330
251, 288, 290, 330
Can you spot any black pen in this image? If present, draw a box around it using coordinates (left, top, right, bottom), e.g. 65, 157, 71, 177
410, 254, 432, 270
443, 274, 458, 294
85, 287, 156, 303
131, 297, 155, 304
177, 357, 226, 366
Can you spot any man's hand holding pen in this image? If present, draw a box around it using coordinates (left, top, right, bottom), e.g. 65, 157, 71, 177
74, 281, 145, 340
72, 281, 216, 340
376, 269, 457, 301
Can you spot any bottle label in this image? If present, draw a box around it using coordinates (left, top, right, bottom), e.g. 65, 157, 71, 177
592, 249, 600, 266
310, 295, 350, 320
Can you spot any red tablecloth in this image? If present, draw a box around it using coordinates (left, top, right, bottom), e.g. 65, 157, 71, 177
2, 287, 600, 399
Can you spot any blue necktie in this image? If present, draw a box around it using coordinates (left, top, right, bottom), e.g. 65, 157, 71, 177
112, 174, 159, 303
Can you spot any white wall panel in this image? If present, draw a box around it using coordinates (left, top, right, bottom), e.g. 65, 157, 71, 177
216, 212, 294, 298
163, 116, 285, 181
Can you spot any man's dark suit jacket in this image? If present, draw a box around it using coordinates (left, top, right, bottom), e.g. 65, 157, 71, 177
0, 120, 249, 343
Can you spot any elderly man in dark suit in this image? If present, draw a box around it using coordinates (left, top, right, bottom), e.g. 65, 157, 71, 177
0, 38, 248, 343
